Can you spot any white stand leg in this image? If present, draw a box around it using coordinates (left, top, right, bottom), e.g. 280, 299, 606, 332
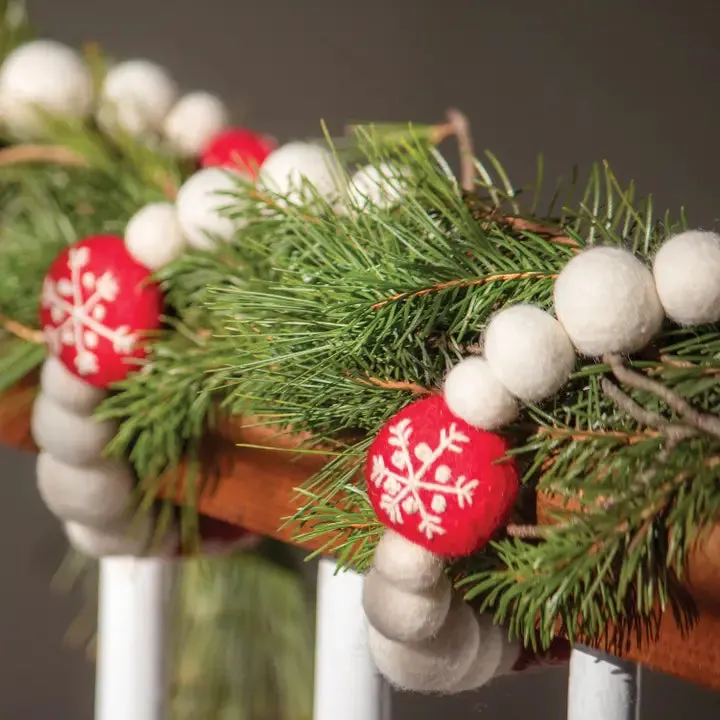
95, 557, 173, 720
567, 646, 640, 720
313, 558, 391, 720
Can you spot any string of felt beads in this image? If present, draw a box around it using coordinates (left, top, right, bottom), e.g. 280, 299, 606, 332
361, 229, 720, 693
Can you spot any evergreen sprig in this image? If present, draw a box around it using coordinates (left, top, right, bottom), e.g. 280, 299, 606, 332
192, 132, 720, 651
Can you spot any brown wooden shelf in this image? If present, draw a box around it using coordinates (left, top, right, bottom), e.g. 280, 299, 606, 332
3, 380, 720, 692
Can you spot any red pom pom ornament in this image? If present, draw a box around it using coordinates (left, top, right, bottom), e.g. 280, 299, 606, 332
39, 235, 163, 388
201, 127, 277, 179
366, 395, 519, 557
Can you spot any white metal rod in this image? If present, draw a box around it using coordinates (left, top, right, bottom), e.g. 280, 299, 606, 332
567, 646, 640, 720
94, 557, 173, 720
313, 558, 391, 720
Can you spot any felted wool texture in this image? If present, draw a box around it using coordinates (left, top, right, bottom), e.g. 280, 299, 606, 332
347, 163, 408, 211
65, 516, 178, 559
368, 598, 481, 693
175, 167, 247, 250
0, 40, 93, 138
31, 394, 117, 466
448, 613, 521, 692
125, 202, 187, 270
40, 235, 164, 388
201, 128, 277, 179
652, 230, 720, 326
554, 246, 664, 356
258, 142, 345, 207
40, 357, 106, 416
36, 452, 133, 526
372, 529, 445, 592
163, 92, 229, 157
443, 356, 519, 429
363, 567, 452, 643
64, 517, 151, 558
484, 304, 576, 402
98, 60, 177, 137
367, 395, 519, 558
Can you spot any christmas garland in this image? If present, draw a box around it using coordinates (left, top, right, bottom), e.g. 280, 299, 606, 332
1, 0, 720, 700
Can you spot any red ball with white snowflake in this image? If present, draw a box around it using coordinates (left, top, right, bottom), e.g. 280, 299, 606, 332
200, 127, 277, 179
367, 395, 519, 558
39, 235, 163, 388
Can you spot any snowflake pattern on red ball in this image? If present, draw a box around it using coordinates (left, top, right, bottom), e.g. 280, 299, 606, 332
367, 395, 519, 557
40, 235, 163, 388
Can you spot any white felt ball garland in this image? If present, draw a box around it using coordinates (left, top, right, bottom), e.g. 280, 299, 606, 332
175, 167, 247, 250
0, 40, 94, 138
162, 91, 229, 157
363, 530, 520, 693
347, 163, 408, 211
553, 246, 664, 356
258, 141, 345, 208
652, 230, 720, 326
368, 231, 720, 693
98, 59, 178, 139
125, 202, 187, 270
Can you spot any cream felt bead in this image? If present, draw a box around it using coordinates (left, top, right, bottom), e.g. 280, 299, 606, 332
449, 614, 520, 692
372, 529, 444, 592
31, 393, 117, 466
125, 202, 187, 270
368, 598, 481, 693
554, 246, 664, 356
363, 568, 452, 642
175, 167, 246, 250
347, 163, 408, 211
39, 357, 106, 415
163, 92, 229, 157
0, 40, 93, 138
64, 516, 178, 558
258, 141, 345, 207
444, 356, 519, 429
653, 230, 720, 326
36, 452, 133, 526
64, 517, 150, 558
484, 304, 575, 402
98, 60, 177, 137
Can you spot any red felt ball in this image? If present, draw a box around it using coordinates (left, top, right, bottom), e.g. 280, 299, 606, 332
366, 395, 519, 558
39, 235, 163, 388
200, 127, 277, 179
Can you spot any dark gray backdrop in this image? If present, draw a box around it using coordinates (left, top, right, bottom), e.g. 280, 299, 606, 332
2, 0, 720, 717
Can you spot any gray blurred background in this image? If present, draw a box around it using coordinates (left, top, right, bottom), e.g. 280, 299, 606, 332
3, 0, 720, 717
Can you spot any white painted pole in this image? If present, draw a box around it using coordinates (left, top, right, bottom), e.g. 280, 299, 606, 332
94, 557, 173, 720
313, 558, 391, 720
567, 646, 640, 720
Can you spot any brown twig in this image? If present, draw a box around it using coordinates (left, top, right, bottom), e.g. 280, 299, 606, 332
371, 270, 554, 310
537, 426, 659, 444
0, 144, 87, 168
605, 353, 720, 441
0, 312, 45, 344
506, 523, 546, 539
497, 216, 580, 249
600, 378, 699, 446
353, 376, 436, 395
444, 108, 476, 192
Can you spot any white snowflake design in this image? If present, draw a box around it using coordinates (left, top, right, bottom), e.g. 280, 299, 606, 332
41, 246, 137, 376
371, 417, 480, 540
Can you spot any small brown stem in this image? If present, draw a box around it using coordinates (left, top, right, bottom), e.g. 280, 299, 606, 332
371, 270, 554, 310
0, 145, 87, 168
445, 108, 476, 192
353, 376, 436, 395
498, 216, 579, 249
0, 312, 45, 344
506, 523, 546, 539
605, 353, 720, 441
